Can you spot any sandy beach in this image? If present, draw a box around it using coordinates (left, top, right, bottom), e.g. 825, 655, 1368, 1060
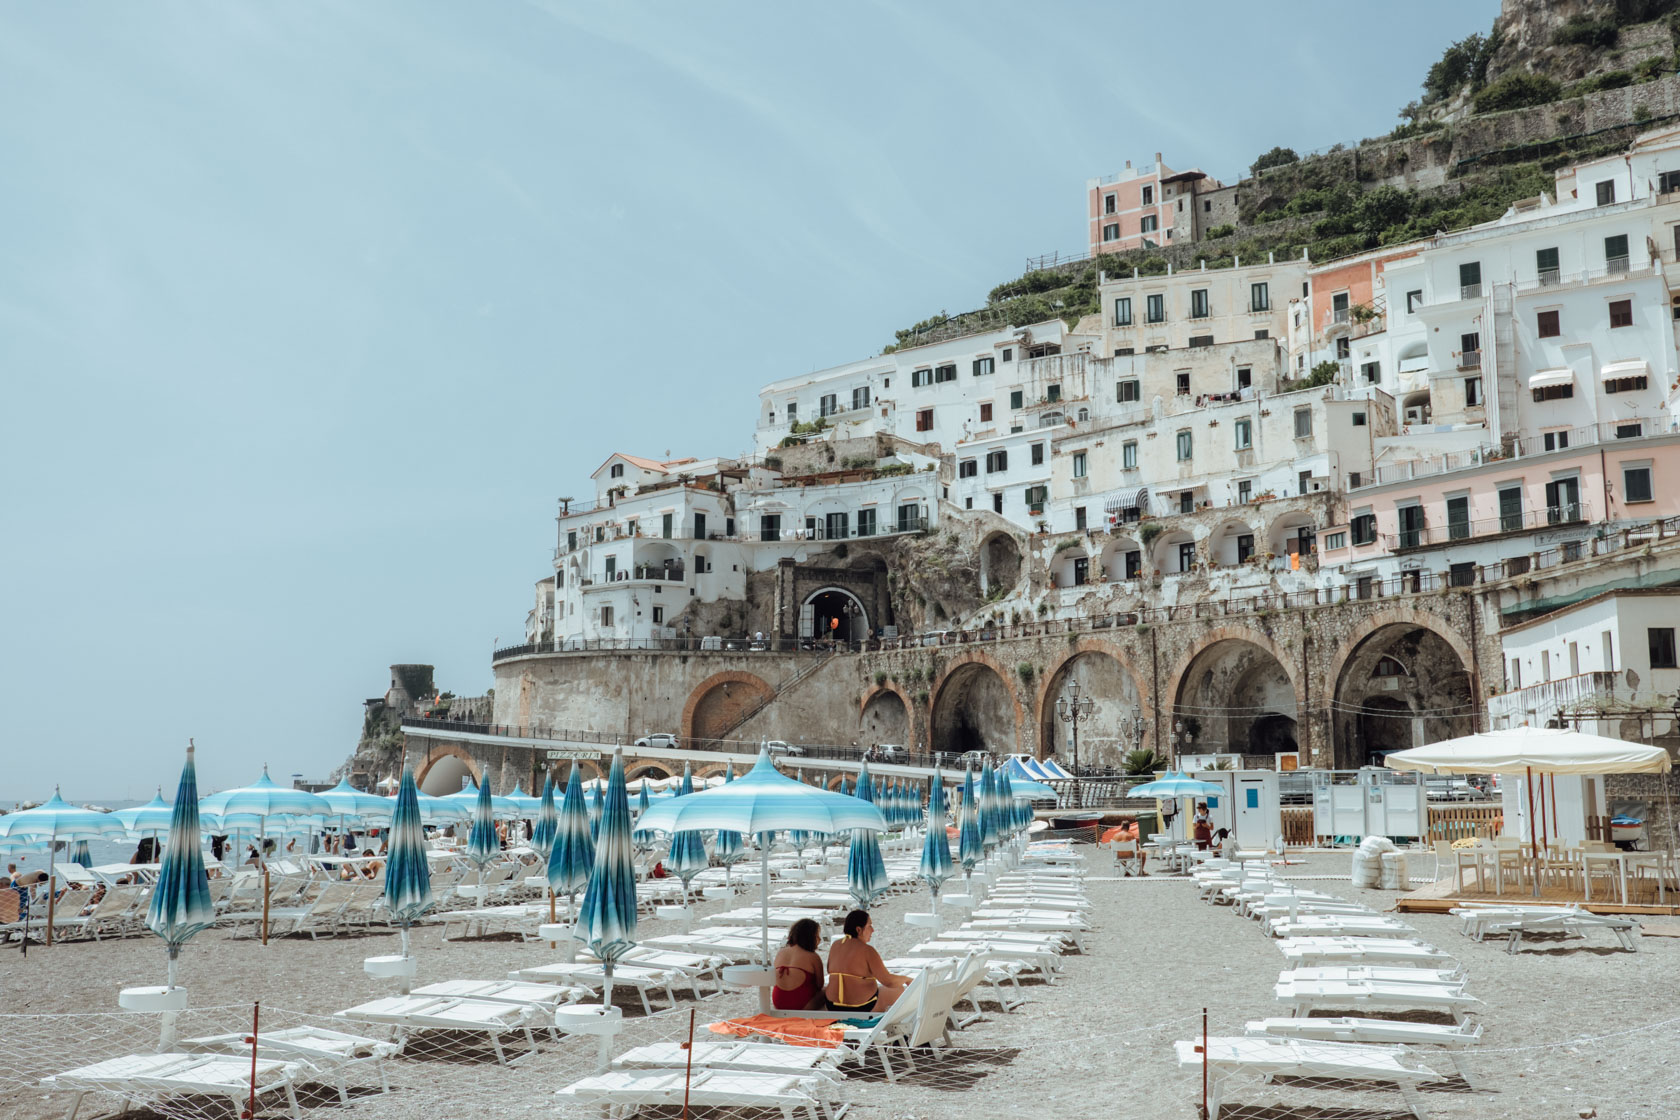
4, 849, 1679, 1120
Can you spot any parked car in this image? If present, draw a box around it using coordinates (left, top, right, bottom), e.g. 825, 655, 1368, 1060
635, 733, 680, 749
958, 749, 992, 769
764, 740, 805, 757
1424, 777, 1477, 801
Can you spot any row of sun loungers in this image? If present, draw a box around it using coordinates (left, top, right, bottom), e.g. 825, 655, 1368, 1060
1181, 857, 1485, 1119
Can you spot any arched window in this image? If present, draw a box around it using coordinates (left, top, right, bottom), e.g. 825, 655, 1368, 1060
1374, 655, 1407, 678
1077, 407, 1090, 422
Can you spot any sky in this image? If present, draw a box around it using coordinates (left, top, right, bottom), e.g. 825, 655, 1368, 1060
0, 0, 1500, 801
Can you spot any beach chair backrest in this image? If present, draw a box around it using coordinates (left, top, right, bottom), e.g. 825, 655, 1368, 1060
853, 966, 934, 1047
907, 960, 959, 1048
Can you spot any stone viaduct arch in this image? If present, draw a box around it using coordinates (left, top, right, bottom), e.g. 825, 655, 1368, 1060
928, 650, 1025, 758
859, 683, 915, 750
681, 670, 775, 744
1033, 638, 1152, 769
415, 743, 480, 796
1163, 626, 1305, 764
1326, 606, 1479, 768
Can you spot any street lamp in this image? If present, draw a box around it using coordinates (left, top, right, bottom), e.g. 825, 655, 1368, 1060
1055, 679, 1097, 777
1169, 718, 1195, 769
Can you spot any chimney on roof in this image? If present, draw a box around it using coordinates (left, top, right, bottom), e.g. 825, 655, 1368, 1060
1154, 152, 1162, 164
1125, 160, 1131, 170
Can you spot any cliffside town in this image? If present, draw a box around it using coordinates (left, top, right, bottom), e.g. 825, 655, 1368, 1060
358, 1, 1680, 796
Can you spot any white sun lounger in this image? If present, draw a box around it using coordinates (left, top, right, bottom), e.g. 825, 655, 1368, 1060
907, 939, 1059, 978
702, 906, 836, 927
334, 995, 543, 1064
1275, 937, 1455, 968
1278, 965, 1466, 987
1176, 1036, 1443, 1120
612, 1040, 843, 1079
981, 893, 1090, 912
640, 930, 763, 961
558, 1067, 845, 1120
1274, 978, 1481, 1022
1450, 905, 1638, 952
1248, 1017, 1483, 1086
508, 961, 690, 1015
182, 1025, 398, 1104
412, 979, 588, 1013
42, 1053, 302, 1120
1265, 914, 1414, 939
768, 889, 856, 908
968, 908, 1092, 929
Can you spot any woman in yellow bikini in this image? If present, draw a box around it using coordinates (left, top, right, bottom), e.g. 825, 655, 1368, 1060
824, 910, 911, 1012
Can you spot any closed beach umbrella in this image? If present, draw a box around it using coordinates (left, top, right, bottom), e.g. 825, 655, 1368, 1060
531, 776, 560, 858
664, 764, 710, 900
847, 763, 889, 910
714, 767, 743, 882
958, 771, 983, 884
70, 841, 92, 868
637, 784, 651, 816
546, 766, 596, 918
574, 748, 638, 1008
466, 776, 500, 868
383, 768, 433, 959
977, 765, 999, 851
634, 748, 885, 959
919, 771, 954, 905
589, 783, 605, 842
146, 742, 215, 990
838, 774, 850, 797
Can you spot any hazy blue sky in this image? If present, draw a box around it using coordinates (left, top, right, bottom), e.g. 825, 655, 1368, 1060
1, 0, 1499, 800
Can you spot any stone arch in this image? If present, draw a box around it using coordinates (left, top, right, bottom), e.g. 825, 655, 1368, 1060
626, 762, 673, 783
416, 744, 480, 796
978, 532, 1023, 597
695, 762, 731, 782
541, 758, 602, 786
1034, 638, 1152, 770
1206, 517, 1258, 567
859, 684, 914, 749
928, 650, 1025, 759
1164, 626, 1305, 764
803, 586, 869, 642
1327, 607, 1478, 769
681, 670, 774, 745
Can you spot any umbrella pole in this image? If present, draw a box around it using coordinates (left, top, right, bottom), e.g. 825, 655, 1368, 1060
167, 947, 179, 991
261, 866, 271, 946
759, 844, 771, 964
45, 874, 56, 948
1524, 766, 1539, 899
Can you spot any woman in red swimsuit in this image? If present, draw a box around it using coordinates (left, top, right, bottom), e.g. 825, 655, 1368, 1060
772, 918, 826, 1010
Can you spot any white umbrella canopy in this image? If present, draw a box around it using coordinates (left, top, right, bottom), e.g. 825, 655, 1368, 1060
1384, 728, 1672, 776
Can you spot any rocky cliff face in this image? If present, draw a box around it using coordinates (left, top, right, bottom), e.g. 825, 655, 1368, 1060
1487, 0, 1676, 86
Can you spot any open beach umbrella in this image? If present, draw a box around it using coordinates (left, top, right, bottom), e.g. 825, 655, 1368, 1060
146, 742, 215, 990
574, 748, 638, 1008
0, 788, 122, 946
634, 749, 886, 960
506, 782, 543, 816
318, 778, 393, 854
115, 790, 175, 841
846, 763, 890, 911
1127, 771, 1224, 799
546, 766, 596, 919
531, 776, 560, 858
445, 781, 519, 820
383, 768, 433, 960
413, 791, 469, 826
663, 764, 710, 901
919, 771, 954, 905
199, 769, 331, 867
958, 771, 983, 884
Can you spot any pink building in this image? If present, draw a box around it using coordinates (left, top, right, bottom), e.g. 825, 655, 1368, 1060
1319, 424, 1680, 589
1086, 155, 1223, 256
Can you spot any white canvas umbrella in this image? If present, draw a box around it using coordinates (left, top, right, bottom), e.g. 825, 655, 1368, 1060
1386, 728, 1673, 895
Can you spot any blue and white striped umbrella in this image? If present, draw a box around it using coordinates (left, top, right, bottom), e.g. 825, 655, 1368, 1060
589, 783, 605, 842
531, 776, 560, 858
632, 784, 654, 853
506, 783, 543, 817
634, 749, 885, 959
445, 781, 520, 820
465, 774, 500, 871
115, 790, 174, 839
146, 743, 214, 989
0, 790, 121, 846
846, 764, 890, 910
200, 768, 331, 827
918, 771, 954, 904
546, 766, 596, 917
413, 791, 470, 826
70, 841, 92, 868
958, 771, 983, 881
383, 768, 433, 957
661, 764, 710, 897
714, 767, 743, 880
574, 748, 638, 1008
318, 779, 394, 828
978, 765, 1001, 851
837, 774, 850, 797
637, 785, 651, 816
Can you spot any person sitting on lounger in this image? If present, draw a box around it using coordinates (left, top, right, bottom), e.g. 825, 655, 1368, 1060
361, 849, 384, 879
773, 917, 826, 1010
1100, 817, 1147, 875
825, 910, 911, 1013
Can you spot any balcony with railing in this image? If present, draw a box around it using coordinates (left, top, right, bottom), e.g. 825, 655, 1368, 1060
1354, 419, 1680, 491
1514, 258, 1654, 293
1487, 671, 1623, 730
1382, 505, 1585, 552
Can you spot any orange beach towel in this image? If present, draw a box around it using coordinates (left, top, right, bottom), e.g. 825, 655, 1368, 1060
707, 1014, 846, 1048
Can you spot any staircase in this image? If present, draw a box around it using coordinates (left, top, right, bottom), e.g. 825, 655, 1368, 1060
710, 655, 838, 743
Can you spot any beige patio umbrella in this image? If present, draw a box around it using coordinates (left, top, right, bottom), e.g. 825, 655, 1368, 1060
1385, 728, 1672, 897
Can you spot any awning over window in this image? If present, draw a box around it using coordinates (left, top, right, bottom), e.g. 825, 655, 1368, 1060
1105, 487, 1148, 512
1528, 368, 1574, 390
1601, 359, 1649, 380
